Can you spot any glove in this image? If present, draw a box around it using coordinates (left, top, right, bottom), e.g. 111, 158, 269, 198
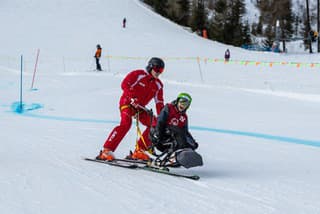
192, 142, 199, 150
186, 135, 198, 150
188, 140, 198, 150
151, 130, 161, 145
130, 98, 139, 108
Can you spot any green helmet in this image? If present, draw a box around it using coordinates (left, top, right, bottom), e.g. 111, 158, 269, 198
177, 92, 192, 108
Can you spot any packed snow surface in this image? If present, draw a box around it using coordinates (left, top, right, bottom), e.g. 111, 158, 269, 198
1, 0, 320, 213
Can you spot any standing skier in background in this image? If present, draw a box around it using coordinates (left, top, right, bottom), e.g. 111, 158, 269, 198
202, 28, 208, 39
96, 57, 165, 161
224, 49, 230, 62
94, 44, 102, 71
122, 17, 126, 28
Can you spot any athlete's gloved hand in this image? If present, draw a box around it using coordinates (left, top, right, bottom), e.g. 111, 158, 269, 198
151, 132, 161, 144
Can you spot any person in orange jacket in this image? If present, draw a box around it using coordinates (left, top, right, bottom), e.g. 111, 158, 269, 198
202, 28, 208, 39
94, 44, 102, 71
96, 57, 165, 161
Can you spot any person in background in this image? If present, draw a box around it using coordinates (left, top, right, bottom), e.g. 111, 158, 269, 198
94, 44, 102, 71
202, 28, 208, 39
96, 57, 165, 161
224, 49, 230, 62
123, 17, 126, 28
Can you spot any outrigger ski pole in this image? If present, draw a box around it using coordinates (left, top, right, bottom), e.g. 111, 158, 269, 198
134, 104, 176, 164
133, 103, 174, 162
133, 103, 155, 155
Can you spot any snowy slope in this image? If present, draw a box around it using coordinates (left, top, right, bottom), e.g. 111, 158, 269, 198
1, 0, 320, 213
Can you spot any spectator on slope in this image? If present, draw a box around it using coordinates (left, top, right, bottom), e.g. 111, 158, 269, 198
123, 17, 126, 28
224, 49, 230, 62
94, 44, 102, 71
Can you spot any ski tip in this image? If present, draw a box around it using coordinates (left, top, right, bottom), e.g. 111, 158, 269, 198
191, 175, 200, 180
84, 157, 97, 161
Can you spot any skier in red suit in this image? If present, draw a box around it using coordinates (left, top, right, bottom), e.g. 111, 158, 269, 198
97, 57, 165, 161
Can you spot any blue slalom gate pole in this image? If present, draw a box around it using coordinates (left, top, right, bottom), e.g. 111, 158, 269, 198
18, 55, 23, 113
11, 55, 26, 113
11, 54, 43, 113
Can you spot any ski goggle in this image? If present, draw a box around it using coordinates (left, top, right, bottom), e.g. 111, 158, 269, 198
153, 66, 164, 74
178, 97, 191, 107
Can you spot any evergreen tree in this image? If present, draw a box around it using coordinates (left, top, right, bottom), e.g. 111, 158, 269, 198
177, 0, 191, 26
293, 14, 302, 37
142, 0, 168, 17
256, 16, 263, 35
211, 0, 246, 46
251, 23, 257, 35
242, 20, 252, 45
301, 10, 310, 49
190, 0, 207, 32
256, 0, 294, 40
276, 0, 294, 40
263, 23, 274, 50
209, 0, 227, 42
166, 1, 179, 23
230, 0, 246, 46
153, 0, 169, 17
142, 0, 154, 6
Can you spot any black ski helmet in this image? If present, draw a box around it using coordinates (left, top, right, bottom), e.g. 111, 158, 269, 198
97, 44, 101, 49
146, 57, 165, 73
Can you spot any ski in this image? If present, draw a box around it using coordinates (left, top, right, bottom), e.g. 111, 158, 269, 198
84, 158, 138, 169
84, 157, 200, 180
85, 158, 167, 170
109, 158, 170, 171
140, 166, 200, 180
113, 158, 150, 165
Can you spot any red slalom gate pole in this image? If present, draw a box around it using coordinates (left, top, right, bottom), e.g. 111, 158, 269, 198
30, 48, 40, 90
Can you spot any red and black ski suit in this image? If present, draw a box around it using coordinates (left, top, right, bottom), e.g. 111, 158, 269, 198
151, 101, 198, 152
104, 69, 164, 151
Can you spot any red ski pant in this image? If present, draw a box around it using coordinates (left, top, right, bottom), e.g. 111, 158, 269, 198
103, 106, 156, 152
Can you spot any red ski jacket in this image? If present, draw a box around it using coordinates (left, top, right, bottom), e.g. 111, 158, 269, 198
160, 102, 188, 129
119, 69, 164, 115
